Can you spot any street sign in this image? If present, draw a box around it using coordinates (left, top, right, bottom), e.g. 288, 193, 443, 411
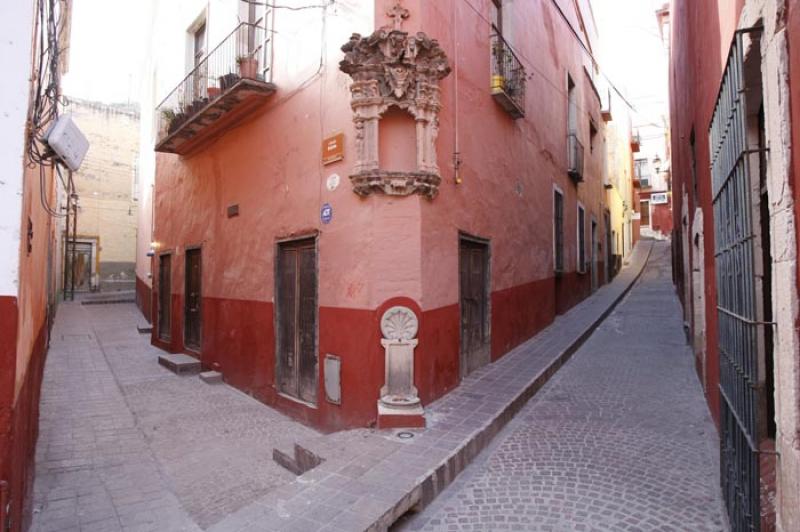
320, 203, 333, 224
651, 192, 669, 205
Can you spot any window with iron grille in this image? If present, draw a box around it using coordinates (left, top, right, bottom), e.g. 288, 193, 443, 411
553, 189, 564, 272
577, 205, 586, 273
710, 27, 770, 532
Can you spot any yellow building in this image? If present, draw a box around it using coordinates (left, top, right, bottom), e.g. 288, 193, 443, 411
61, 98, 140, 293
602, 92, 636, 276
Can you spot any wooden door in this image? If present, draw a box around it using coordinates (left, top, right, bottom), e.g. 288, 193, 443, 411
184, 248, 202, 351
276, 239, 318, 404
158, 254, 171, 341
591, 220, 598, 291
459, 238, 490, 378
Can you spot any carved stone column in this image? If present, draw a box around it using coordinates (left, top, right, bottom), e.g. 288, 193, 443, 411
377, 306, 425, 429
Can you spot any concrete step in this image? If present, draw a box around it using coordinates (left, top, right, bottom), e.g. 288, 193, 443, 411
158, 354, 202, 375
199, 371, 223, 384
136, 323, 153, 334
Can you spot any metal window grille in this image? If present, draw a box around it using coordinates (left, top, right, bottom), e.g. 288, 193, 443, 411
554, 191, 564, 272
708, 27, 764, 532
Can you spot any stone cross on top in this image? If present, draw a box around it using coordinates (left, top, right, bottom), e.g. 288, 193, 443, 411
387, 1, 409, 31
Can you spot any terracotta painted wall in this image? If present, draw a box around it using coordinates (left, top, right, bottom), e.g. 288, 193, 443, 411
669, 0, 745, 425
672, 0, 800, 530
149, 0, 612, 431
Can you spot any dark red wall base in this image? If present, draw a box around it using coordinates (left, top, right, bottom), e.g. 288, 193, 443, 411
150, 271, 604, 432
135, 276, 152, 324
0, 298, 47, 532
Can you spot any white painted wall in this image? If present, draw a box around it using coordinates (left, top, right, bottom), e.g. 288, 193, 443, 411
0, 0, 35, 297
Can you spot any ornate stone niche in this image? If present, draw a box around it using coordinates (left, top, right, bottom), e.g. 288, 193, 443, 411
339, 3, 451, 199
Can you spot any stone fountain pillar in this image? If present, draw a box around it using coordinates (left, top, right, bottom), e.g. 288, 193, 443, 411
377, 306, 425, 429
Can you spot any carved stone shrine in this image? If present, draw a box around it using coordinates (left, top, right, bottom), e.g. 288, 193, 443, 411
339, 1, 451, 199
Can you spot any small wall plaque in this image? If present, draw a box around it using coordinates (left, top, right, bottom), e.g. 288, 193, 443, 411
227, 204, 240, 218
322, 133, 344, 165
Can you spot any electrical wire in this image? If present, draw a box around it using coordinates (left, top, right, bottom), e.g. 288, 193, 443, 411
27, 0, 74, 219
239, 0, 334, 10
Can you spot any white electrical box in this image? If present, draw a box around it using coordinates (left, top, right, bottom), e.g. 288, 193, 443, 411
45, 114, 89, 171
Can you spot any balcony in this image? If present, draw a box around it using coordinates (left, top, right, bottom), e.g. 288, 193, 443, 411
567, 133, 584, 182
490, 32, 526, 119
630, 131, 641, 152
155, 23, 276, 155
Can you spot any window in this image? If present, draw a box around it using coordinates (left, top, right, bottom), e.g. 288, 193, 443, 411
589, 119, 598, 153
491, 0, 502, 35
690, 128, 698, 200
193, 23, 206, 68
577, 205, 586, 273
567, 75, 577, 134
553, 189, 564, 272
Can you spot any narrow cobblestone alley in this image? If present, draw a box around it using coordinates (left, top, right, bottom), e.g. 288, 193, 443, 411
399, 242, 727, 532
30, 303, 318, 532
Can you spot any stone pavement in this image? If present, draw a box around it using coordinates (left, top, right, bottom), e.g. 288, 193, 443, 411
397, 242, 727, 532
30, 302, 318, 532
207, 241, 657, 532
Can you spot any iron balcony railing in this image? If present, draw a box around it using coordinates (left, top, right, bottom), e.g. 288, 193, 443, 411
155, 22, 271, 143
567, 133, 584, 181
490, 32, 526, 118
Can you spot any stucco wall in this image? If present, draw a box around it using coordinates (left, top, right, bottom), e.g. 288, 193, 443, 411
145, 0, 612, 430
0, 1, 34, 298
63, 99, 140, 287
670, 0, 800, 530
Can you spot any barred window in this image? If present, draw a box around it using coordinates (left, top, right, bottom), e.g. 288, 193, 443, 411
554, 189, 564, 272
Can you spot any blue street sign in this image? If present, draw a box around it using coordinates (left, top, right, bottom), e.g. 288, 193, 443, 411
321, 203, 333, 224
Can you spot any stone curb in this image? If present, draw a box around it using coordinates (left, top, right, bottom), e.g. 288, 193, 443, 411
380, 240, 656, 530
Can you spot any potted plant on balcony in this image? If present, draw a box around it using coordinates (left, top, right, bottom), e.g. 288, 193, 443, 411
208, 86, 221, 100
160, 108, 176, 136
237, 54, 258, 79
219, 73, 239, 91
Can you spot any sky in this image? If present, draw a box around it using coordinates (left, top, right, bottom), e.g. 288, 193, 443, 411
61, 0, 673, 165
62, 0, 149, 104
591, 0, 671, 167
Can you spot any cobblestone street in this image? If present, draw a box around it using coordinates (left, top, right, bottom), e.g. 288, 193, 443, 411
399, 243, 727, 532
30, 302, 318, 532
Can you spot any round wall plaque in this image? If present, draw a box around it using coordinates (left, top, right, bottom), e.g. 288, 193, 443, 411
326, 173, 341, 191
380, 306, 419, 340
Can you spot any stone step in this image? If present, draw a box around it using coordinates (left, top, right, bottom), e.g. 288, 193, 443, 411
158, 354, 202, 375
199, 371, 223, 384
136, 323, 153, 334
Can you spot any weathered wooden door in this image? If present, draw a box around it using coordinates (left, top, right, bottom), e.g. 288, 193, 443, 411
184, 248, 202, 351
158, 254, 171, 341
276, 238, 318, 404
591, 220, 598, 291
459, 238, 490, 378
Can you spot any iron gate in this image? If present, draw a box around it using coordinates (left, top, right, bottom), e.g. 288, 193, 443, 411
709, 28, 764, 532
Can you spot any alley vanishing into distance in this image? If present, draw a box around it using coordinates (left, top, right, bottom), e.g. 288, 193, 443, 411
399, 243, 726, 531
28, 242, 727, 532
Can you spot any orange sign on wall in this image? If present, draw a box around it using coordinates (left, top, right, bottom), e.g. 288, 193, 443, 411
322, 132, 344, 165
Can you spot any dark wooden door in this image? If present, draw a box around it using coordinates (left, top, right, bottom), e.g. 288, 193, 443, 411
276, 239, 318, 404
184, 248, 202, 351
459, 238, 490, 378
158, 254, 171, 340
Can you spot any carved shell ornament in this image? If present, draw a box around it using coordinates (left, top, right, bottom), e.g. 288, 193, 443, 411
380, 306, 419, 340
